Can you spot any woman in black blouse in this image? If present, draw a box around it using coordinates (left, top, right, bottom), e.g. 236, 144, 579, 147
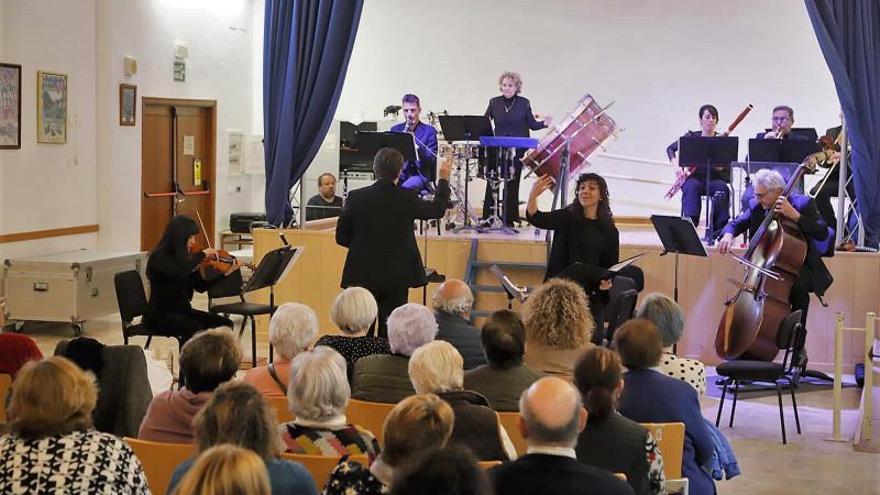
526, 173, 619, 343
145, 215, 238, 344
483, 71, 552, 225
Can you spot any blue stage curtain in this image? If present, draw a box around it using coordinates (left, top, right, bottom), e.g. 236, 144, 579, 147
263, 0, 363, 226
805, 1, 880, 248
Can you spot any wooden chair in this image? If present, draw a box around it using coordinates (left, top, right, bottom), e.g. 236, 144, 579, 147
478, 460, 502, 469
0, 373, 11, 423
346, 398, 395, 446
496, 411, 526, 456
640, 422, 688, 495
266, 395, 295, 423
282, 453, 369, 491
124, 437, 197, 495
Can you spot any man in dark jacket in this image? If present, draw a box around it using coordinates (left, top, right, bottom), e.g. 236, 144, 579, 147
432, 279, 485, 369
490, 377, 633, 495
336, 148, 451, 337
719, 168, 833, 365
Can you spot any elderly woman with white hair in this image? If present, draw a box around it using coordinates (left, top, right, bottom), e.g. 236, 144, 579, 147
351, 303, 438, 404
243, 302, 318, 397
315, 287, 390, 379
279, 346, 380, 459
636, 293, 706, 395
409, 340, 516, 461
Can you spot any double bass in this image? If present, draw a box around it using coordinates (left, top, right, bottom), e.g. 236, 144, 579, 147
715, 148, 831, 361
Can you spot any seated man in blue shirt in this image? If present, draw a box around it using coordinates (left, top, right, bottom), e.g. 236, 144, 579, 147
390, 93, 438, 194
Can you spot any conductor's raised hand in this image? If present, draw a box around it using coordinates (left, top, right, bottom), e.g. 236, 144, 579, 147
438, 155, 452, 181
529, 175, 555, 199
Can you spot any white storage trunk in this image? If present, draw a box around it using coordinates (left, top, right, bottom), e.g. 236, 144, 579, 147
3, 250, 146, 334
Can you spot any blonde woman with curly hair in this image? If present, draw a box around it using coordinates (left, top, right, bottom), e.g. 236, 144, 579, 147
172, 444, 270, 495
521, 278, 594, 381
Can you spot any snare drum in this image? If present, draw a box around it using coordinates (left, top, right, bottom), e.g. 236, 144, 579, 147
522, 94, 621, 181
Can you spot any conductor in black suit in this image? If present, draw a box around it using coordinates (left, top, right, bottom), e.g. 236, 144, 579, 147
336, 147, 452, 338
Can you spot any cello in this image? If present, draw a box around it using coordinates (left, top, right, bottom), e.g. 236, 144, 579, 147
715, 148, 831, 361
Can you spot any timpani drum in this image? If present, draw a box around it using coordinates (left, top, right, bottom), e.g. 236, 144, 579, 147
521, 94, 621, 181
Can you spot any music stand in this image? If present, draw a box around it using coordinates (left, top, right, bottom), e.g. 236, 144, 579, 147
678, 136, 738, 245
249, 243, 301, 363
355, 131, 418, 163
489, 264, 528, 310
651, 215, 707, 305
439, 116, 494, 233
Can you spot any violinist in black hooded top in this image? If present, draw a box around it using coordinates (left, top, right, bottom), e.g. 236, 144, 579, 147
144, 215, 240, 344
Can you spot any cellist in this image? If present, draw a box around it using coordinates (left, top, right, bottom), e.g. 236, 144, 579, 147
718, 169, 833, 367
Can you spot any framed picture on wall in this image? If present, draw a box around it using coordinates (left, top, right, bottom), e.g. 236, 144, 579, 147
37, 71, 67, 144
0, 63, 22, 149
119, 83, 137, 126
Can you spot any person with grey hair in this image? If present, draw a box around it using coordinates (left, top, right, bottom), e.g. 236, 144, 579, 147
409, 340, 515, 461
719, 167, 832, 368
636, 292, 706, 395
243, 302, 318, 398
279, 347, 380, 459
489, 377, 633, 495
432, 279, 486, 370
315, 287, 390, 379
352, 303, 437, 403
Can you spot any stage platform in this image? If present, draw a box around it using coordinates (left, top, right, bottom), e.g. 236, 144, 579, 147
253, 223, 879, 371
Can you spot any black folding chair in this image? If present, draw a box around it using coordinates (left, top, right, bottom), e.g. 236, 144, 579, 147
714, 310, 803, 444
113, 270, 183, 350
603, 276, 638, 344
208, 247, 297, 367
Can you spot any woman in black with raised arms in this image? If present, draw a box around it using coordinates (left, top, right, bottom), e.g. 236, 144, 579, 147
526, 173, 619, 344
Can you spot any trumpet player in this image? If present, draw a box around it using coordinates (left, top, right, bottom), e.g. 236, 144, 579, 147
757, 105, 809, 141
666, 104, 731, 237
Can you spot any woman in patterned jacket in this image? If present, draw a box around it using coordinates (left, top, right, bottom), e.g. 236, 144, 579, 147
0, 357, 149, 494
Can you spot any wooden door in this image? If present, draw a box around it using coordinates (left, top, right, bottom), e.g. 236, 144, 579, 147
141, 99, 217, 251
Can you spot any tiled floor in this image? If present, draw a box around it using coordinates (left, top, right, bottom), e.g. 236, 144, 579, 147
11, 300, 880, 495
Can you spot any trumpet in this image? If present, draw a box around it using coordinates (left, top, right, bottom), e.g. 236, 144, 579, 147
665, 103, 754, 199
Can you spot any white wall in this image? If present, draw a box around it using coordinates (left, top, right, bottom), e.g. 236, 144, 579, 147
0, 0, 99, 261
1, 0, 261, 299
331, 0, 841, 216
95, 0, 258, 251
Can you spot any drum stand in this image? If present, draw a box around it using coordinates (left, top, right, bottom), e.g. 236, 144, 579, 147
452, 142, 483, 234
480, 146, 518, 235
447, 154, 480, 231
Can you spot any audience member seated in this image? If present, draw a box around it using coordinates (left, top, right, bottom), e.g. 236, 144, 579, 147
522, 279, 594, 381
243, 303, 318, 397
280, 347, 380, 459
391, 445, 491, 495
324, 393, 455, 495
168, 381, 317, 495
54, 337, 152, 438
409, 340, 515, 461
0, 357, 149, 493
432, 279, 486, 370
574, 347, 665, 495
0, 333, 43, 378
489, 377, 633, 495
614, 319, 715, 495
352, 303, 437, 403
465, 310, 545, 412
173, 444, 271, 495
315, 287, 390, 379
138, 328, 241, 443
636, 293, 706, 395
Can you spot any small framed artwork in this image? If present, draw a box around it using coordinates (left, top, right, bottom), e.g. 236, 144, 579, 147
37, 71, 67, 143
0, 63, 22, 149
119, 83, 137, 126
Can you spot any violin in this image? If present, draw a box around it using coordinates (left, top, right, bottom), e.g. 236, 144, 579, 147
192, 211, 252, 275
